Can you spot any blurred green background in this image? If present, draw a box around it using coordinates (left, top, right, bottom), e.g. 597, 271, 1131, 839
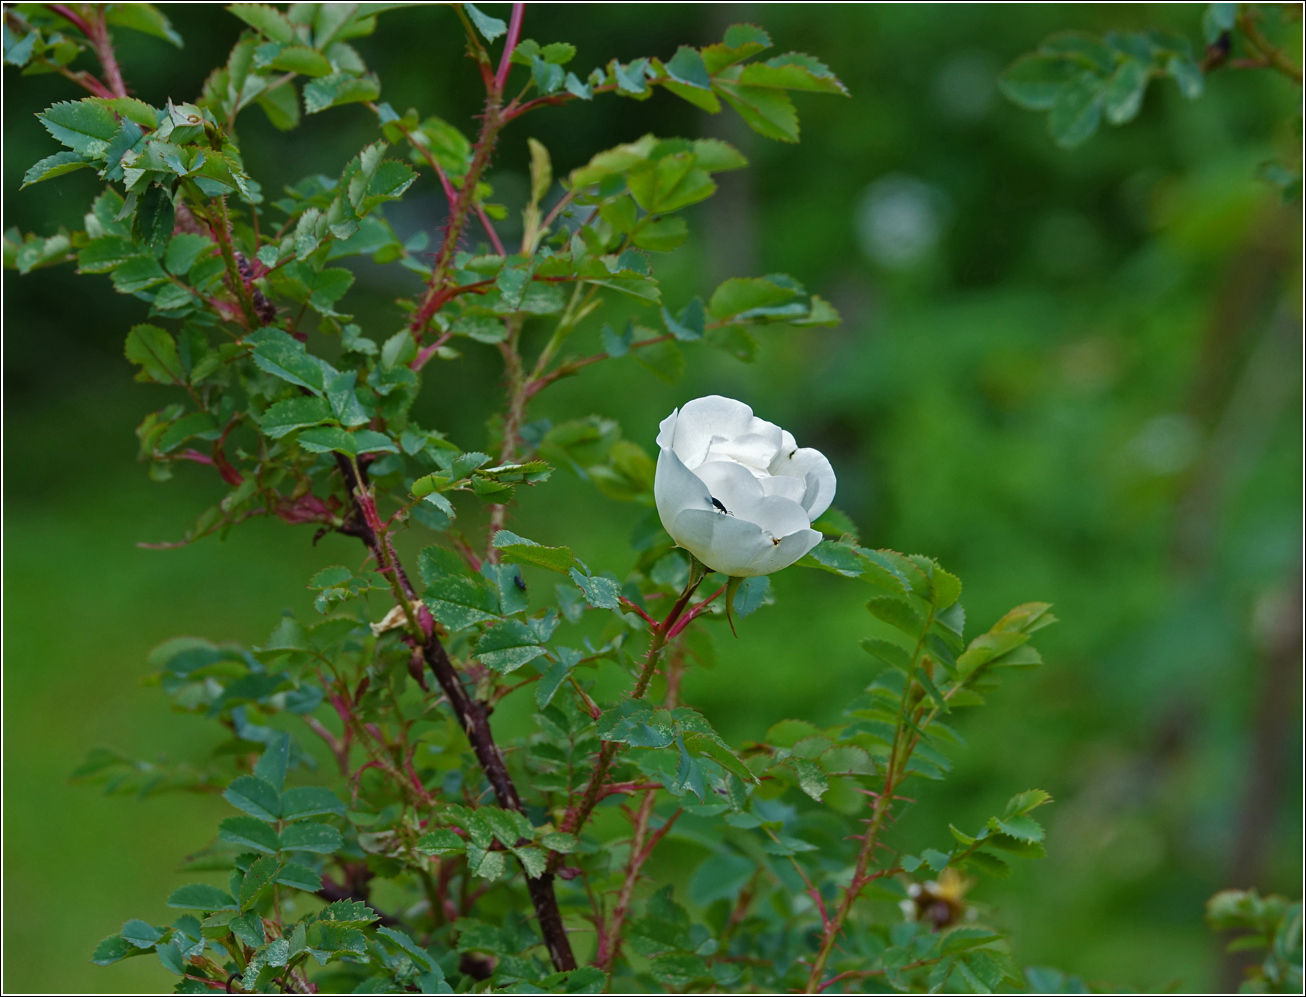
3, 3, 1301, 993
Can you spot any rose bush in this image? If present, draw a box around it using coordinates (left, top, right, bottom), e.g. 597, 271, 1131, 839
654, 395, 836, 576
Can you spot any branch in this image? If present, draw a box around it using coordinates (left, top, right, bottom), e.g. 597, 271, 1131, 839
333, 455, 576, 972
494, 3, 527, 93
1237, 8, 1303, 85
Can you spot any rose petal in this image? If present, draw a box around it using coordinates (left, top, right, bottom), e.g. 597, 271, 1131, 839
768, 432, 836, 520
743, 527, 823, 576
691, 459, 765, 516
655, 407, 680, 450
760, 473, 807, 505
668, 395, 759, 469
655, 447, 714, 535
670, 508, 773, 576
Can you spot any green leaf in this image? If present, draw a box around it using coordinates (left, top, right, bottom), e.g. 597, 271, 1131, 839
77, 236, 136, 274
998, 55, 1083, 110
91, 934, 137, 966
377, 925, 441, 976
155, 939, 185, 976
278, 820, 343, 853
22, 151, 91, 187
714, 81, 799, 143
1102, 58, 1149, 125
259, 396, 333, 438
569, 568, 621, 609
1203, 3, 1237, 45
866, 595, 924, 637
1166, 54, 1204, 100
280, 785, 346, 820
111, 255, 169, 294
276, 864, 323, 892
258, 81, 302, 130
224, 774, 281, 821
475, 619, 546, 674
266, 44, 333, 76
120, 919, 164, 948
165, 233, 214, 275
424, 575, 500, 631
239, 855, 281, 910
992, 814, 1044, 843
105, 4, 183, 46
98, 97, 161, 128
125, 324, 185, 385
633, 339, 685, 384
598, 702, 675, 748
862, 637, 912, 671
297, 426, 397, 456
930, 566, 962, 609
738, 54, 848, 96
665, 46, 711, 89
463, 3, 506, 42
168, 884, 238, 911
731, 575, 769, 618
229, 910, 266, 949
303, 71, 381, 114
1004, 789, 1053, 817
229, 3, 296, 43
492, 530, 574, 573
1048, 72, 1104, 148
38, 99, 118, 155
219, 815, 280, 854
253, 732, 290, 791
416, 829, 466, 855
708, 276, 799, 319
248, 327, 328, 394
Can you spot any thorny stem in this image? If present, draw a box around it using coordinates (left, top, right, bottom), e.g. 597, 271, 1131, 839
803, 605, 937, 993
551, 573, 704, 870
1236, 7, 1304, 85
601, 795, 683, 972
195, 195, 260, 330
80, 5, 128, 97
333, 454, 576, 972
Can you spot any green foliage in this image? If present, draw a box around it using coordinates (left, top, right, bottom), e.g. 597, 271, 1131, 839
998, 3, 1303, 201
13, 2, 1293, 994
1207, 890, 1304, 993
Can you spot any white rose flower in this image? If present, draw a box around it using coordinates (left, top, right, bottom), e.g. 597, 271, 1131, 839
654, 395, 836, 577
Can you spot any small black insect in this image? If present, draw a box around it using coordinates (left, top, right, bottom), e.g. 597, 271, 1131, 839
711, 496, 729, 514
513, 573, 528, 591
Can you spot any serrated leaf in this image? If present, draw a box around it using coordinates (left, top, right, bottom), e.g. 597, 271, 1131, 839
219, 815, 280, 854
492, 530, 574, 573
1048, 71, 1105, 148
239, 854, 281, 910
224, 774, 281, 821
125, 324, 185, 384
475, 619, 546, 674
230, 3, 296, 42
168, 884, 238, 911
463, 3, 506, 42
22, 150, 91, 187
998, 54, 1084, 110
992, 814, 1044, 843
39, 99, 118, 155
423, 575, 499, 631
278, 820, 343, 853
280, 785, 346, 820
568, 568, 621, 609
303, 71, 381, 114
259, 396, 333, 438
714, 81, 798, 142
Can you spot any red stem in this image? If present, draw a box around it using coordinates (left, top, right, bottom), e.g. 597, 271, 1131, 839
494, 4, 526, 92
666, 583, 727, 640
